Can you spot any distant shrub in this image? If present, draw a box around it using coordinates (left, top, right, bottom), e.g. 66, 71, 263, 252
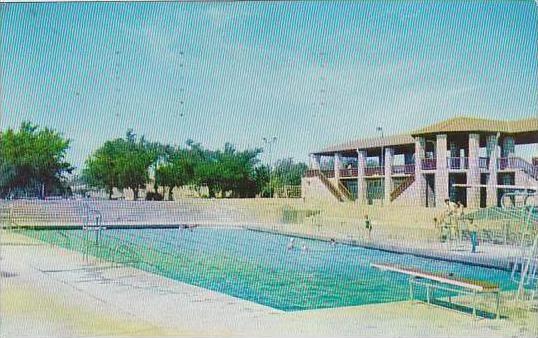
282, 206, 321, 224
145, 192, 164, 201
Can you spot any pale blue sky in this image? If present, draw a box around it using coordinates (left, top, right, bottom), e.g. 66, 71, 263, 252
1, 1, 537, 171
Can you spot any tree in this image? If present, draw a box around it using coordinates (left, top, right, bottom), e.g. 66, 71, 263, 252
83, 130, 159, 200
155, 148, 195, 200
191, 143, 262, 198
261, 158, 307, 196
0, 122, 73, 198
82, 140, 121, 199
272, 158, 308, 186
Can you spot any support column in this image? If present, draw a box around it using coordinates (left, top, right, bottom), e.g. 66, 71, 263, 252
501, 136, 515, 158
414, 137, 426, 207
468, 133, 481, 209
334, 153, 342, 181
486, 134, 499, 207
435, 134, 449, 207
449, 141, 459, 158
356, 150, 367, 204
384, 147, 394, 204
404, 153, 414, 165
309, 154, 320, 170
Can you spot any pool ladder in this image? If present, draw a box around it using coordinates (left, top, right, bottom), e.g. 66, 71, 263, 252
82, 203, 105, 261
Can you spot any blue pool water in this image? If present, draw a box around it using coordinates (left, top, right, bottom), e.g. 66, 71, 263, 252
28, 227, 516, 311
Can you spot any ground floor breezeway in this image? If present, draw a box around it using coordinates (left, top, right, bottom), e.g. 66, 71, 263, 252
338, 172, 519, 208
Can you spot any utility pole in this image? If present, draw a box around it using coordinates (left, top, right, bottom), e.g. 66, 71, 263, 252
263, 137, 277, 198
376, 126, 384, 168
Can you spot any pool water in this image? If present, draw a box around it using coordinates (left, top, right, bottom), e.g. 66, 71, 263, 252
24, 227, 515, 311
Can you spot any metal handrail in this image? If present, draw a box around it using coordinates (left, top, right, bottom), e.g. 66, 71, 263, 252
390, 175, 415, 201
391, 164, 415, 175
447, 157, 469, 170
421, 159, 437, 170
365, 166, 384, 176
498, 157, 538, 179
337, 180, 353, 201
339, 168, 358, 178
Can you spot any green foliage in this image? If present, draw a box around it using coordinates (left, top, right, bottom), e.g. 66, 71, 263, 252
192, 143, 262, 198
80, 130, 306, 200
155, 148, 195, 200
0, 122, 72, 198
272, 158, 308, 186
83, 130, 159, 199
260, 158, 307, 197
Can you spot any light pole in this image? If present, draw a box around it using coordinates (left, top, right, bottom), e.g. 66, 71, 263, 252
263, 136, 277, 198
376, 126, 384, 206
376, 126, 384, 168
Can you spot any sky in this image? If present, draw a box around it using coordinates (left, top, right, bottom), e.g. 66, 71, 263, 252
1, 1, 537, 171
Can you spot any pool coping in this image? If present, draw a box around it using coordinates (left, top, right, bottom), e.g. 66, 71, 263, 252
10, 223, 514, 271
244, 226, 513, 271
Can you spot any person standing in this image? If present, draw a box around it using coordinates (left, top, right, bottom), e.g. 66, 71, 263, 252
468, 218, 479, 253
443, 199, 457, 241
364, 215, 372, 241
455, 201, 466, 240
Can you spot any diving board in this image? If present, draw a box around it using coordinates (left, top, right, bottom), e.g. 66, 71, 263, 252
452, 184, 537, 191
371, 263, 501, 319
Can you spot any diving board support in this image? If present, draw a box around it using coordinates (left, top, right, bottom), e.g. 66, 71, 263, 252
452, 184, 537, 191
372, 263, 501, 319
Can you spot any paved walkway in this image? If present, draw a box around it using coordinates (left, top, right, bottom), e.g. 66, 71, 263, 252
2, 231, 537, 338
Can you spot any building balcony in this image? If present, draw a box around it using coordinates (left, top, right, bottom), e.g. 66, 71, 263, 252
498, 157, 519, 170
447, 157, 468, 170
421, 158, 436, 170
391, 164, 415, 175
322, 170, 335, 178
304, 169, 335, 178
479, 157, 490, 170
340, 168, 358, 178
498, 157, 538, 179
364, 166, 384, 177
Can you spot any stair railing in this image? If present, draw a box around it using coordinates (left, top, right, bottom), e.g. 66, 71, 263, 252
390, 175, 415, 201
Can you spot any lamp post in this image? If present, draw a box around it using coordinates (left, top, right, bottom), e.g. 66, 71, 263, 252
376, 126, 384, 168
263, 136, 277, 198
376, 127, 384, 206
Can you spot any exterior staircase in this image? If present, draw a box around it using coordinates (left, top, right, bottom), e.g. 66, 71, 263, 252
390, 175, 415, 202
500, 157, 538, 183
305, 170, 353, 202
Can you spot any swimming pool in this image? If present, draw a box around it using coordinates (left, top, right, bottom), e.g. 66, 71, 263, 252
23, 227, 515, 311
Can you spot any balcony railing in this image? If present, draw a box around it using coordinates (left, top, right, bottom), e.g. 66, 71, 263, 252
391, 164, 415, 175
322, 170, 334, 178
421, 159, 436, 170
479, 157, 490, 169
365, 166, 384, 176
305, 169, 335, 178
340, 168, 358, 178
447, 157, 468, 170
498, 157, 538, 179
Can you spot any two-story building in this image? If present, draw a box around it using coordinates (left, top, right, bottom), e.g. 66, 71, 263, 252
302, 116, 538, 208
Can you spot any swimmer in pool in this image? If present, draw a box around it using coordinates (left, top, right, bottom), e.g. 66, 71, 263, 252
287, 238, 296, 250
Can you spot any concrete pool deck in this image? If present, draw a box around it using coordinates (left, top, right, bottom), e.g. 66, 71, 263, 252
2, 231, 537, 338
245, 225, 524, 270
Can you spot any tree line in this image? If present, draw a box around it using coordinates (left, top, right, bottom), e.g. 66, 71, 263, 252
0, 122, 307, 200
